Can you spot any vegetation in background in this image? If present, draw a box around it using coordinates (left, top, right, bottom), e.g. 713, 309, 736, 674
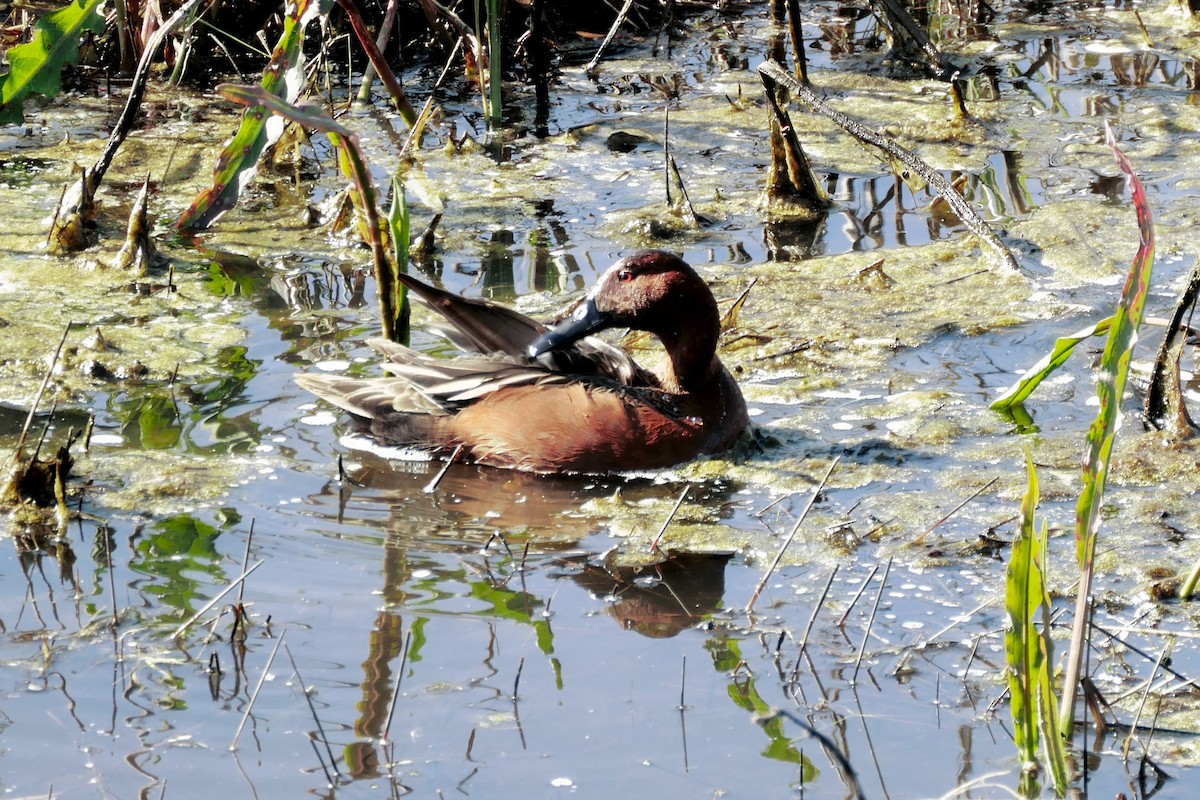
0, 0, 103, 124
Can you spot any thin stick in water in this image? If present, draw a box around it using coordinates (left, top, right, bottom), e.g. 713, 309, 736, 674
678, 654, 687, 710
836, 563, 880, 627
914, 476, 998, 545
285, 643, 342, 782
237, 519, 255, 607
651, 485, 690, 552
746, 457, 839, 612
231, 630, 285, 750
512, 656, 525, 700
423, 444, 464, 493
172, 561, 264, 640
382, 629, 413, 742
851, 557, 892, 685
14, 322, 73, 460
585, 0, 635, 76
789, 565, 838, 682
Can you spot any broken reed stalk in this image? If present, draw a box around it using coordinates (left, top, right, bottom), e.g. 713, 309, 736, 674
753, 490, 795, 519
650, 485, 690, 552
851, 557, 892, 684
285, 643, 342, 782
237, 519, 256, 606
402, 92, 439, 159
1089, 620, 1200, 694
172, 561, 264, 640
231, 629, 286, 750
1144, 258, 1200, 437
586, 0, 635, 76
789, 565, 838, 680
28, 400, 58, 464
762, 73, 829, 207
382, 629, 413, 742
91, 0, 208, 194
678, 654, 687, 709
756, 60, 1021, 274
1122, 640, 1173, 760
334, 0, 418, 125
783, 0, 807, 83
423, 444, 464, 493
355, 0, 399, 104
746, 456, 839, 612
869, 0, 957, 80
837, 563, 880, 627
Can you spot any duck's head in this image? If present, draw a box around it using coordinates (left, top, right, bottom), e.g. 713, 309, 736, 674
528, 251, 717, 358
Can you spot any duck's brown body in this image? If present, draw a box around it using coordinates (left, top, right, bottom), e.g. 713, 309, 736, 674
296, 251, 748, 474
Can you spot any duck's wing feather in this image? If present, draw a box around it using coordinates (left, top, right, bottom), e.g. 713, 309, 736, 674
395, 275, 652, 387
397, 273, 543, 356
299, 342, 575, 419
295, 372, 449, 418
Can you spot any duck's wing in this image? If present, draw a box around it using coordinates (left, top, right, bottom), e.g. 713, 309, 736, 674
299, 341, 575, 419
397, 273, 652, 388
397, 273, 544, 356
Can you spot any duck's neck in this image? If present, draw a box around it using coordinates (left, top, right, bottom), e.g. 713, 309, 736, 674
655, 310, 721, 393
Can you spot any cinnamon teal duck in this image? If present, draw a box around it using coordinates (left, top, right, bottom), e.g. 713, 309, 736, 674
295, 250, 748, 473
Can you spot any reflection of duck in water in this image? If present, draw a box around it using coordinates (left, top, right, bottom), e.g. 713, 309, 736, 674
566, 551, 733, 638
306, 451, 608, 546
296, 251, 747, 474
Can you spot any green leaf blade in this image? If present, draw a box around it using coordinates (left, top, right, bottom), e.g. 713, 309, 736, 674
991, 317, 1112, 413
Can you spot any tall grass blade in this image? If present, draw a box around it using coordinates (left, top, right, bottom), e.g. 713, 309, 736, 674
1006, 450, 1069, 796
1058, 123, 1155, 735
1035, 517, 1068, 793
387, 176, 412, 341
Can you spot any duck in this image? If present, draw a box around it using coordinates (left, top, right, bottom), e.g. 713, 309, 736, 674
294, 250, 748, 474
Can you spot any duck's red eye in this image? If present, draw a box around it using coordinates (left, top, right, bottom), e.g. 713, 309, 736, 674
617, 270, 634, 283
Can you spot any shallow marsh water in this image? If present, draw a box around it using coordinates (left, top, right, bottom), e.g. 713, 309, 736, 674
5, 2, 1200, 798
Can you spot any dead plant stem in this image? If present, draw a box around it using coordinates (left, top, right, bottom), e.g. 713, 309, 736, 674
747, 457, 839, 612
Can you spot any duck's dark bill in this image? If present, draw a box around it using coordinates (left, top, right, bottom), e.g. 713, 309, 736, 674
527, 296, 613, 357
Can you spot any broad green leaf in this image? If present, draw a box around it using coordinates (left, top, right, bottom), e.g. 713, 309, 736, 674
991, 317, 1112, 414
0, 0, 105, 124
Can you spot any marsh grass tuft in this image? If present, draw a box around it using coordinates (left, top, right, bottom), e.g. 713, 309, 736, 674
1000, 125, 1155, 795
